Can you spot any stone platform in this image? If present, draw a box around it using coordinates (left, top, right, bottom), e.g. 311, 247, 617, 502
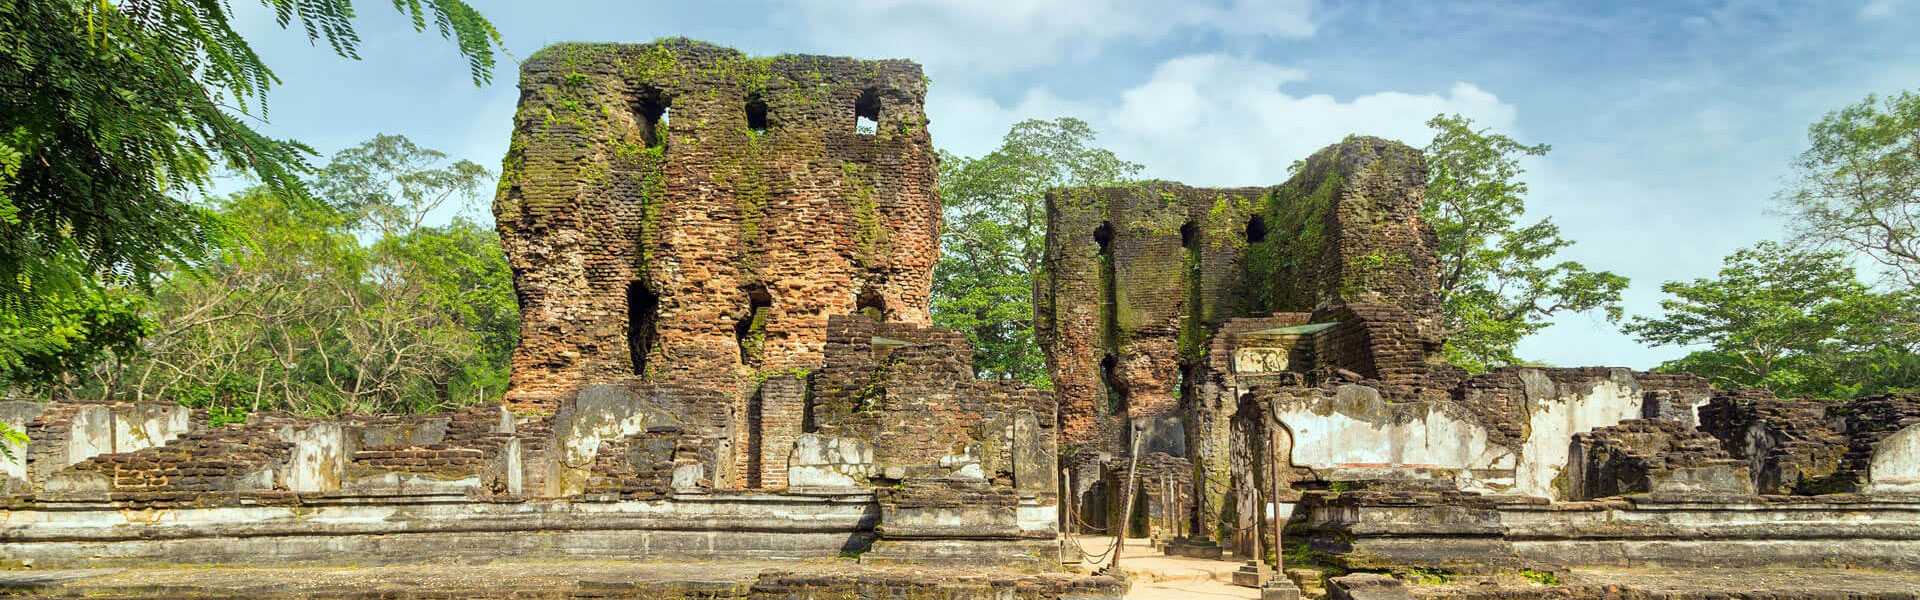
0, 560, 1127, 599
1405, 567, 1920, 599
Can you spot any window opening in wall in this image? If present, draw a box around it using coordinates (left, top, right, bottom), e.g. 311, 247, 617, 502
855, 88, 880, 135
1094, 222, 1113, 256
735, 286, 774, 367
635, 87, 671, 148
1180, 222, 1199, 250
855, 289, 887, 321
745, 93, 769, 135
1245, 215, 1268, 243
628, 281, 660, 376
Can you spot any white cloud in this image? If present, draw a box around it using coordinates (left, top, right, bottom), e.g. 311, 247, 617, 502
783, 0, 1316, 74
1861, 0, 1905, 19
931, 54, 1518, 187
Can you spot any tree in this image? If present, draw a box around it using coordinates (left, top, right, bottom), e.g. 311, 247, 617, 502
317, 134, 493, 237
1623, 242, 1920, 398
1423, 114, 1628, 372
0, 0, 502, 328
933, 118, 1142, 385
1781, 90, 1920, 286
33, 136, 513, 422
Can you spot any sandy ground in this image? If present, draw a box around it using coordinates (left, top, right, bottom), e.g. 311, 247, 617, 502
1072, 536, 1920, 599
1072, 536, 1262, 600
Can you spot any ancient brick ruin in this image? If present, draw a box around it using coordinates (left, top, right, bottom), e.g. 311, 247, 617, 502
494, 40, 940, 488
5, 38, 1920, 599
1037, 133, 1920, 582
0, 42, 1071, 591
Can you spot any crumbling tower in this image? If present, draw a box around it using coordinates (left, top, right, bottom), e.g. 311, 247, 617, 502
1038, 137, 1446, 537
494, 40, 939, 486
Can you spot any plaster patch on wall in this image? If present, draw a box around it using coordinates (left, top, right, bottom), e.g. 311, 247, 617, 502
1275, 385, 1515, 492
1516, 369, 1643, 500
1870, 424, 1920, 493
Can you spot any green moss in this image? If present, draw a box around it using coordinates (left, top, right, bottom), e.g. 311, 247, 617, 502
1282, 540, 1351, 576
1178, 232, 1210, 362
1407, 567, 1455, 585
1518, 569, 1561, 585
1252, 166, 1344, 312
841, 161, 889, 265
1338, 250, 1409, 302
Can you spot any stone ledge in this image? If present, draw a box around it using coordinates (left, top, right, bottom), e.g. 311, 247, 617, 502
0, 560, 1127, 599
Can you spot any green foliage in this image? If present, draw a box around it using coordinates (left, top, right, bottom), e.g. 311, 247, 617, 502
317, 134, 493, 236
1624, 242, 1920, 399
14, 136, 514, 420
0, 288, 150, 396
1423, 114, 1627, 372
1781, 90, 1920, 287
0, 421, 24, 462
932, 118, 1142, 386
0, 0, 502, 382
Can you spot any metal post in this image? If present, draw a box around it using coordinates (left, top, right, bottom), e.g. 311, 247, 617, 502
1268, 425, 1281, 570
1109, 422, 1143, 572
1261, 404, 1304, 600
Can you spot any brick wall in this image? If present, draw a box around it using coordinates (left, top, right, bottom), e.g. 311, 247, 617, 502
1568, 419, 1738, 500
494, 40, 940, 488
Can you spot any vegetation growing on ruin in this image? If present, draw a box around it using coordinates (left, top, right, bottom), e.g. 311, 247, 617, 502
1252, 169, 1342, 311
933, 118, 1142, 387
841, 162, 890, 266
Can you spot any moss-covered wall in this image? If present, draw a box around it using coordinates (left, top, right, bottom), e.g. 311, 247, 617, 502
1036, 183, 1266, 453
494, 39, 939, 488
1257, 136, 1439, 332
1037, 137, 1440, 464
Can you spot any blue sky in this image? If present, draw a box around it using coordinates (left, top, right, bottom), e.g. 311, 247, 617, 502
230, 0, 1920, 369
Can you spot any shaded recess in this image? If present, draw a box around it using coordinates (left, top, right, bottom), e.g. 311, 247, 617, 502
628, 281, 659, 376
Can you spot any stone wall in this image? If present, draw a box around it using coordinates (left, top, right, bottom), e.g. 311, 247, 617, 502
3, 400, 197, 494
0, 492, 883, 568
1834, 393, 1920, 494
1038, 138, 1440, 459
1698, 390, 1850, 494
808, 315, 1055, 486
1035, 182, 1268, 454
1301, 487, 1920, 571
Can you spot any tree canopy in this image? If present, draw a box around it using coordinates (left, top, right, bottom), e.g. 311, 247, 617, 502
8, 135, 514, 423
1422, 114, 1628, 372
0, 0, 504, 436
933, 118, 1142, 386
1625, 242, 1920, 398
1781, 91, 1920, 286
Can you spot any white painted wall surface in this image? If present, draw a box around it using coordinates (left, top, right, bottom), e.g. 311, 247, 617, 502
1515, 369, 1643, 499
1275, 385, 1514, 491
1870, 424, 1920, 494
